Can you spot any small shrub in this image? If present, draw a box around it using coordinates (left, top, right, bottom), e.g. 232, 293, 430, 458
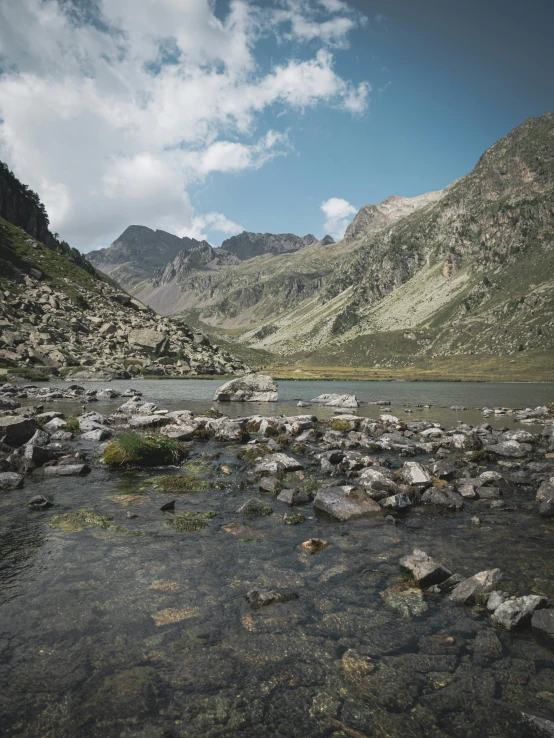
470, 449, 488, 462
64, 416, 80, 434
103, 432, 185, 468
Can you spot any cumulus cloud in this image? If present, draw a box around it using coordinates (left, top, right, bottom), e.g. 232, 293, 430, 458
0, 0, 369, 251
321, 197, 357, 240
182, 212, 245, 243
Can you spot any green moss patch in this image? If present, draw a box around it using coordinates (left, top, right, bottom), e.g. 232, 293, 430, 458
153, 475, 210, 494
103, 432, 186, 468
166, 512, 216, 532
49, 509, 113, 532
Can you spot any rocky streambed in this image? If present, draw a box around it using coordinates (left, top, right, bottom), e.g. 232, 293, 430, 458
0, 382, 554, 737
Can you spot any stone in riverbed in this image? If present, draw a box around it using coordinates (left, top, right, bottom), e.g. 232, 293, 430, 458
237, 498, 273, 517
449, 569, 503, 605
246, 589, 299, 608
491, 595, 548, 630
421, 487, 464, 510
81, 428, 113, 442
254, 453, 303, 474
380, 493, 412, 512
381, 585, 428, 618
28, 494, 53, 510
486, 440, 531, 458
43, 464, 91, 477
129, 415, 171, 429
301, 538, 329, 554
538, 498, 554, 518
313, 485, 381, 521
0, 472, 24, 490
277, 488, 311, 506
214, 374, 278, 402
401, 461, 432, 488
399, 549, 452, 587
0, 416, 38, 446
311, 393, 359, 408
258, 476, 281, 495
537, 478, 554, 504
531, 609, 554, 647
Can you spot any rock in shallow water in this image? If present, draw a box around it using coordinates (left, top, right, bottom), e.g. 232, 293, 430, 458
0, 472, 24, 490
531, 609, 554, 647
449, 569, 503, 605
246, 589, 299, 608
491, 595, 548, 630
214, 374, 278, 403
43, 463, 91, 477
399, 549, 452, 587
313, 485, 381, 521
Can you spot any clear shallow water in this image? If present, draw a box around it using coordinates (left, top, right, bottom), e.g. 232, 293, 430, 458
1, 380, 554, 737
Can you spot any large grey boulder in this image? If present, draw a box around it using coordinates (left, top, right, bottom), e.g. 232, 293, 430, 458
399, 549, 452, 587
531, 609, 554, 646
401, 462, 432, 488
486, 440, 531, 458
129, 415, 171, 429
43, 464, 91, 477
128, 329, 169, 355
0, 416, 38, 446
205, 417, 248, 442
311, 393, 359, 408
492, 595, 548, 630
254, 453, 303, 474
537, 478, 554, 504
0, 472, 24, 490
421, 487, 464, 510
214, 374, 278, 402
313, 485, 381, 521
449, 569, 503, 605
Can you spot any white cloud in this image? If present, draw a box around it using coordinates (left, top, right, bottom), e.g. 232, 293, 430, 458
181, 212, 245, 243
0, 0, 369, 251
321, 197, 357, 240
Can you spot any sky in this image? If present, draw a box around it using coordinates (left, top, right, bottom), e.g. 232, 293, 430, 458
0, 0, 553, 252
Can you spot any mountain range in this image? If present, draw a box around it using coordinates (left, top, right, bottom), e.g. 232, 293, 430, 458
62, 113, 554, 379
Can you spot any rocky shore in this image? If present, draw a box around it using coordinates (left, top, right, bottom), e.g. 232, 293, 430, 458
1, 379, 554, 737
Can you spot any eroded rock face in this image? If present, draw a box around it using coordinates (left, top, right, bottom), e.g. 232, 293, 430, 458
399, 549, 452, 587
214, 374, 278, 403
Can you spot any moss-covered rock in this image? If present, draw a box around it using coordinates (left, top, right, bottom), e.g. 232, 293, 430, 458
103, 432, 186, 468
49, 508, 113, 532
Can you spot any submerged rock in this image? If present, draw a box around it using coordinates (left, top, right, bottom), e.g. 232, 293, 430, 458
214, 374, 278, 403
237, 498, 273, 517
531, 609, 554, 647
246, 589, 299, 608
399, 549, 452, 587
301, 538, 329, 554
28, 494, 53, 510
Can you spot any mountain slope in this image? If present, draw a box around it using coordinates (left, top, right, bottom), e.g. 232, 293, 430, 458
87, 226, 206, 291
221, 231, 334, 260
134, 113, 554, 375
0, 165, 247, 379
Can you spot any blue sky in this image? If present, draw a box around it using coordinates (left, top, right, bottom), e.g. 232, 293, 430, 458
0, 0, 553, 250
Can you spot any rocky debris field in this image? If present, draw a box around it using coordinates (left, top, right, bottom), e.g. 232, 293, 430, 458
1, 382, 554, 737
0, 231, 247, 380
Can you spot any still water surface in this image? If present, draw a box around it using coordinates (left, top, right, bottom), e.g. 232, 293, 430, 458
1, 379, 553, 736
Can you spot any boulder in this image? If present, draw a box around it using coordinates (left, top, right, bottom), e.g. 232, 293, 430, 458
402, 462, 432, 488
0, 416, 38, 446
254, 453, 303, 474
28, 494, 53, 510
277, 488, 311, 506
43, 464, 91, 477
81, 428, 113, 442
205, 417, 249, 442
313, 485, 381, 521
536, 478, 554, 504
399, 549, 452, 587
259, 476, 281, 495
486, 440, 531, 458
0, 472, 24, 490
421, 487, 464, 510
129, 415, 171, 429
449, 569, 503, 605
160, 424, 196, 441
214, 374, 278, 403
128, 329, 169, 355
491, 595, 548, 630
43, 417, 69, 432
311, 393, 358, 408
531, 609, 554, 647
380, 493, 412, 512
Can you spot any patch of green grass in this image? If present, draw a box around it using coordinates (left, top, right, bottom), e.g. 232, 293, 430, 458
103, 432, 186, 468
49, 508, 113, 532
153, 475, 210, 493
5, 366, 51, 381
330, 419, 352, 432
238, 445, 270, 461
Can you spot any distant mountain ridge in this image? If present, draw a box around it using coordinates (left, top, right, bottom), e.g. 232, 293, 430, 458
220, 231, 334, 260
